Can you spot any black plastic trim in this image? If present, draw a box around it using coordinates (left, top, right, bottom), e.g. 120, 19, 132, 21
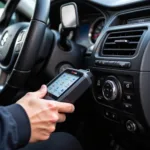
7, 69, 31, 88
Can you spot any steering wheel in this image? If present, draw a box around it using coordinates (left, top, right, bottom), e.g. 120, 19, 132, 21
0, 0, 51, 105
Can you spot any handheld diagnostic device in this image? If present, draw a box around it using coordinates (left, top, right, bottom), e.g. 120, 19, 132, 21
45, 69, 92, 103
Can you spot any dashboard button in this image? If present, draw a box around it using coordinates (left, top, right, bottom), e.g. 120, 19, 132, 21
124, 94, 133, 101
97, 95, 103, 101
126, 120, 137, 132
118, 61, 131, 68
100, 61, 106, 65
124, 81, 133, 90
112, 61, 119, 67
95, 60, 131, 69
107, 61, 118, 67
95, 60, 104, 65
104, 61, 109, 65
123, 103, 132, 111
124, 62, 131, 68
95, 60, 99, 64
96, 77, 104, 88
104, 110, 110, 117
111, 113, 117, 120
96, 79, 101, 87
104, 110, 118, 121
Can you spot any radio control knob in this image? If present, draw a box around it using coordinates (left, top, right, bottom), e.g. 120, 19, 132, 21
102, 80, 118, 101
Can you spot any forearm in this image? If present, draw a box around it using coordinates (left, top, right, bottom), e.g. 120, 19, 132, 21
0, 104, 31, 150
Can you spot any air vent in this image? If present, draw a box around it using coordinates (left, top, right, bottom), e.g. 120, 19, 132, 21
102, 29, 145, 56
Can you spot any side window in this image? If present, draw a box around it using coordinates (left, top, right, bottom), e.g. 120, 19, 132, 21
0, 1, 4, 16
0, 1, 17, 25
0, 2, 4, 8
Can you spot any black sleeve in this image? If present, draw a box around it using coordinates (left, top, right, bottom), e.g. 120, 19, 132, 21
0, 104, 31, 150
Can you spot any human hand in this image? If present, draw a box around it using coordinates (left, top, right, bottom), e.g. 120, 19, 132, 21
17, 85, 75, 143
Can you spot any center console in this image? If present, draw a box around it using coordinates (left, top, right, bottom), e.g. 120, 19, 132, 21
92, 69, 142, 132
90, 8, 150, 135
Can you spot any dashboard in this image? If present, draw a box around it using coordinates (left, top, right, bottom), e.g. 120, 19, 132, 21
2, 0, 150, 149
48, 1, 150, 148
50, 1, 107, 53
75, 14, 105, 48
10, 0, 150, 149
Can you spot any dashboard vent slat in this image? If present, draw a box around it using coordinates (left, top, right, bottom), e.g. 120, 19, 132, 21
103, 49, 136, 51
107, 35, 141, 39
101, 29, 145, 56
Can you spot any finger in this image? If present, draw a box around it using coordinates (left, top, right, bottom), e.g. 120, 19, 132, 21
51, 101, 75, 113
33, 85, 48, 98
39, 130, 51, 141
47, 124, 56, 133
40, 135, 50, 141
43, 100, 75, 113
57, 113, 66, 123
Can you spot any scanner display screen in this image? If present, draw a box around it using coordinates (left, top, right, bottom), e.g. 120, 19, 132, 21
48, 72, 80, 98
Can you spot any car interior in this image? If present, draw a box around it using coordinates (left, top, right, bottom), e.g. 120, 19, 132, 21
1, 0, 150, 150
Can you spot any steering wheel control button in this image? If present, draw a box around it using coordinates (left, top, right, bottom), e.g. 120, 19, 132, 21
102, 80, 118, 101
126, 120, 137, 132
15, 43, 22, 52
17, 31, 25, 42
0, 32, 9, 46
124, 81, 133, 90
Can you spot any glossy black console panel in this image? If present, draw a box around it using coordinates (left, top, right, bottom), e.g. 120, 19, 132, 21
91, 67, 148, 134
92, 70, 134, 114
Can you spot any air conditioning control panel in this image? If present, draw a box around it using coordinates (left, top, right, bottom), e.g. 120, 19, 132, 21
92, 73, 134, 114
90, 66, 148, 134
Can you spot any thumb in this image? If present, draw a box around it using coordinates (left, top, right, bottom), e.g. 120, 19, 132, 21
33, 85, 47, 98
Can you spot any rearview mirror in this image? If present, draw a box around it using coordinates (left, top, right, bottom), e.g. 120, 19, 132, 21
60, 2, 79, 29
